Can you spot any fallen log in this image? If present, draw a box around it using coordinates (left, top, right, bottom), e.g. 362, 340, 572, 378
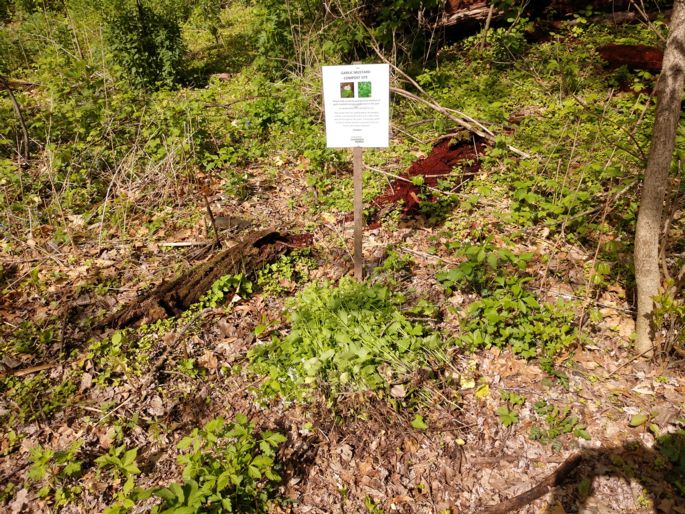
441, 0, 666, 28
102, 229, 312, 329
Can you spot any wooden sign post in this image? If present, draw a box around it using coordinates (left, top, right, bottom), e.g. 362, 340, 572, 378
352, 146, 363, 279
321, 63, 390, 280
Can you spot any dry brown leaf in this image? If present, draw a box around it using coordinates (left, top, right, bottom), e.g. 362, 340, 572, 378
198, 350, 218, 370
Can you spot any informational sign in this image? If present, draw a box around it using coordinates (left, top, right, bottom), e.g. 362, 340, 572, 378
322, 64, 390, 148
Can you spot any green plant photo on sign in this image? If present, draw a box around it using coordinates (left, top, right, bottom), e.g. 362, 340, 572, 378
358, 81, 372, 98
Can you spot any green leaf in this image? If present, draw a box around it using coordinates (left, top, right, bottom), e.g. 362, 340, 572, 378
112, 331, 123, 345
248, 465, 262, 479
169, 482, 185, 502
63, 461, 82, 476
251, 454, 273, 469
496, 406, 519, 427
475, 383, 490, 399
629, 414, 648, 427
154, 487, 177, 502
217, 471, 231, 492
204, 417, 225, 434
123, 448, 138, 466
411, 415, 428, 430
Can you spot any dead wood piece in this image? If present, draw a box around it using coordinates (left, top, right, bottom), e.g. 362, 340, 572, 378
0, 362, 58, 379
0, 74, 30, 162
479, 453, 584, 514
103, 229, 311, 329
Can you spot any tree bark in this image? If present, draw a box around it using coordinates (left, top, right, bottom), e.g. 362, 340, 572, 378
634, 0, 685, 357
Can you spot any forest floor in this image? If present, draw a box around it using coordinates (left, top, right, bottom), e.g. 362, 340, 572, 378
2, 141, 684, 513
1, 4, 685, 513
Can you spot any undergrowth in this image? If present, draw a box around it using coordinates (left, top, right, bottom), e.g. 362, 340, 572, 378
249, 278, 444, 402
438, 241, 578, 364
140, 415, 286, 513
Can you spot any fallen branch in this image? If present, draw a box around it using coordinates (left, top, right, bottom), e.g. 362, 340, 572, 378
352, 17, 531, 159
391, 87, 530, 159
204, 195, 222, 247
138, 307, 211, 392
159, 241, 214, 247
442, 1, 493, 26
0, 74, 30, 162
2, 78, 39, 89
364, 164, 452, 196
0, 362, 58, 379
480, 453, 584, 513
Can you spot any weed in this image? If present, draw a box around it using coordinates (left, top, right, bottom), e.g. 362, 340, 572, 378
496, 406, 519, 427
496, 390, 526, 427
199, 273, 253, 309
0, 374, 78, 424
653, 280, 685, 355
437, 242, 578, 362
372, 248, 414, 286
249, 278, 443, 401
529, 399, 590, 444
87, 329, 153, 387
656, 429, 685, 495
28, 440, 84, 508
141, 415, 286, 513
256, 250, 315, 295
96, 445, 141, 512
364, 495, 385, 513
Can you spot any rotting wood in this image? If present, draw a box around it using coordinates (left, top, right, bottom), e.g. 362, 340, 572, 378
101, 229, 312, 329
440, 1, 661, 28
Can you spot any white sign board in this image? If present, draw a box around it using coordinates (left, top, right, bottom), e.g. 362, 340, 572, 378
322, 64, 390, 148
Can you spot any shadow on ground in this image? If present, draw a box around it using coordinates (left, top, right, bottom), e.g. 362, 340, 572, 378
484, 431, 685, 513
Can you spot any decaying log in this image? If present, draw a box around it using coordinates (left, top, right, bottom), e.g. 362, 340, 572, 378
443, 1, 493, 25
103, 229, 311, 329
441, 0, 665, 27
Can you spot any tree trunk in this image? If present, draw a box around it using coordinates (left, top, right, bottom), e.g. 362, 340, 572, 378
634, 0, 685, 357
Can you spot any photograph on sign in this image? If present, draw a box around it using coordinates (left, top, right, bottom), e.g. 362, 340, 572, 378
322, 64, 389, 148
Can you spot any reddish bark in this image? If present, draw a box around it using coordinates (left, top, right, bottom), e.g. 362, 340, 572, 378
597, 44, 664, 73
371, 137, 485, 218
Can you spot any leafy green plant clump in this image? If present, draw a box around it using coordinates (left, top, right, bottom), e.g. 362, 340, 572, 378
28, 440, 84, 509
529, 399, 590, 444
656, 429, 685, 495
199, 273, 253, 309
143, 415, 286, 513
105, 0, 185, 88
249, 278, 443, 400
256, 250, 315, 295
496, 390, 526, 427
438, 242, 578, 360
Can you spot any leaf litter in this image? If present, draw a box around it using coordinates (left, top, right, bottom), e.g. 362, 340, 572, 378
0, 139, 684, 514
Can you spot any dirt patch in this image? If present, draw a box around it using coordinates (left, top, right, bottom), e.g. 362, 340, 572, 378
371, 136, 486, 221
